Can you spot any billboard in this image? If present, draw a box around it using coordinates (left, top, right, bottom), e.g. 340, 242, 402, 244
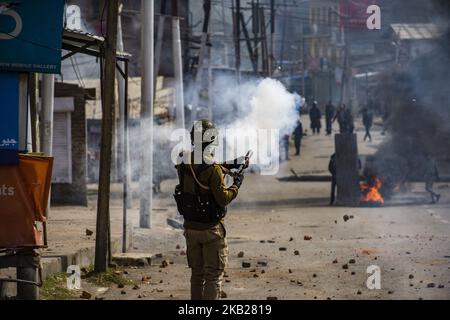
0, 0, 65, 73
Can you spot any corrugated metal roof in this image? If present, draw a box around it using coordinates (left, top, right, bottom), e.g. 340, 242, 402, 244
391, 23, 442, 40
62, 29, 131, 59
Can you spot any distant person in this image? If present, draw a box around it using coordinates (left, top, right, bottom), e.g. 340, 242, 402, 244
424, 155, 441, 204
381, 102, 390, 135
328, 153, 337, 206
325, 101, 335, 135
333, 104, 346, 133
283, 134, 291, 161
362, 107, 374, 142
309, 102, 322, 135
293, 120, 304, 156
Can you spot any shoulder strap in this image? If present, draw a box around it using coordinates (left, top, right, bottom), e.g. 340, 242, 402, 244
179, 163, 186, 191
189, 164, 211, 191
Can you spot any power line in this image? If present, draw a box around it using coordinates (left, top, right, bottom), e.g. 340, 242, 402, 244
0, 30, 62, 52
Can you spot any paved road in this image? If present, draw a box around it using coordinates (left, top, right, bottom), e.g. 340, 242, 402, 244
82, 117, 449, 300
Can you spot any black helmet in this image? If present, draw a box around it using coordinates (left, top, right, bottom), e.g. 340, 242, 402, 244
190, 119, 218, 145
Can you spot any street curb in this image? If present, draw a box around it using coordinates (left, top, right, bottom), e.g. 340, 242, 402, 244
41, 238, 121, 280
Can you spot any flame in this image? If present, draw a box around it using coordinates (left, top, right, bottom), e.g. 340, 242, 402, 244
360, 177, 385, 205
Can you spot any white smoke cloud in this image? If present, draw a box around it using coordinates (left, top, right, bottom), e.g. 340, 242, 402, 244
215, 78, 300, 175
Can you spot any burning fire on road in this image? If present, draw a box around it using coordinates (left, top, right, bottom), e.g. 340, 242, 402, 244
360, 177, 385, 207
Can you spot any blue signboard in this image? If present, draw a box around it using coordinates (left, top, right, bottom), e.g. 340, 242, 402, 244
0, 0, 65, 74
0, 72, 19, 164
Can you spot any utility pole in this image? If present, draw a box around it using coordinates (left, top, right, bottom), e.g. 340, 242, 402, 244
240, 11, 257, 73
191, 0, 211, 122
260, 7, 269, 76
117, 2, 132, 253
40, 74, 54, 157
233, 0, 241, 83
221, 0, 229, 67
172, 1, 185, 129
301, 26, 306, 98
95, 0, 119, 272
336, 12, 350, 106
154, 0, 166, 92
29, 73, 39, 152
252, 0, 260, 73
269, 0, 275, 77
139, 0, 154, 229
280, 0, 287, 74
117, 2, 126, 190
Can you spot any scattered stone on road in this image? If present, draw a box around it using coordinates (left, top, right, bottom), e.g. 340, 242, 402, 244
343, 215, 350, 222
238, 251, 245, 258
342, 264, 349, 270
85, 229, 94, 236
242, 262, 251, 268
294, 250, 300, 256
160, 260, 169, 268
80, 291, 92, 300
304, 236, 312, 241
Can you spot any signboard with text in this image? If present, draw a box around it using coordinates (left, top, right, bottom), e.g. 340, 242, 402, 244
0, 72, 19, 164
0, 72, 19, 150
0, 0, 65, 73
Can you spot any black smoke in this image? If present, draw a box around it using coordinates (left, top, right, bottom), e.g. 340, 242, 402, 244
366, 28, 450, 191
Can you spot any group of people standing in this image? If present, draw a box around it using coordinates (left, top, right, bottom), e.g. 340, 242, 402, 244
310, 101, 376, 139
309, 101, 356, 136
281, 101, 376, 162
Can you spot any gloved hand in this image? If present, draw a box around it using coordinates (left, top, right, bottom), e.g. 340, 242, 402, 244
234, 173, 244, 189
235, 156, 250, 169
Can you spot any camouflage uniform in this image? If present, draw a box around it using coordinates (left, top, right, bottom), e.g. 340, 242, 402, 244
176, 154, 239, 300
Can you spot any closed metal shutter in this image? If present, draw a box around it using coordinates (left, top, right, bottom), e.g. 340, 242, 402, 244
52, 112, 72, 183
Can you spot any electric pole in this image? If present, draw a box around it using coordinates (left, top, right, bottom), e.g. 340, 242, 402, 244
40, 74, 54, 157
234, 0, 241, 83
172, 1, 185, 129
95, 0, 119, 273
139, 0, 154, 229
269, 0, 275, 77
